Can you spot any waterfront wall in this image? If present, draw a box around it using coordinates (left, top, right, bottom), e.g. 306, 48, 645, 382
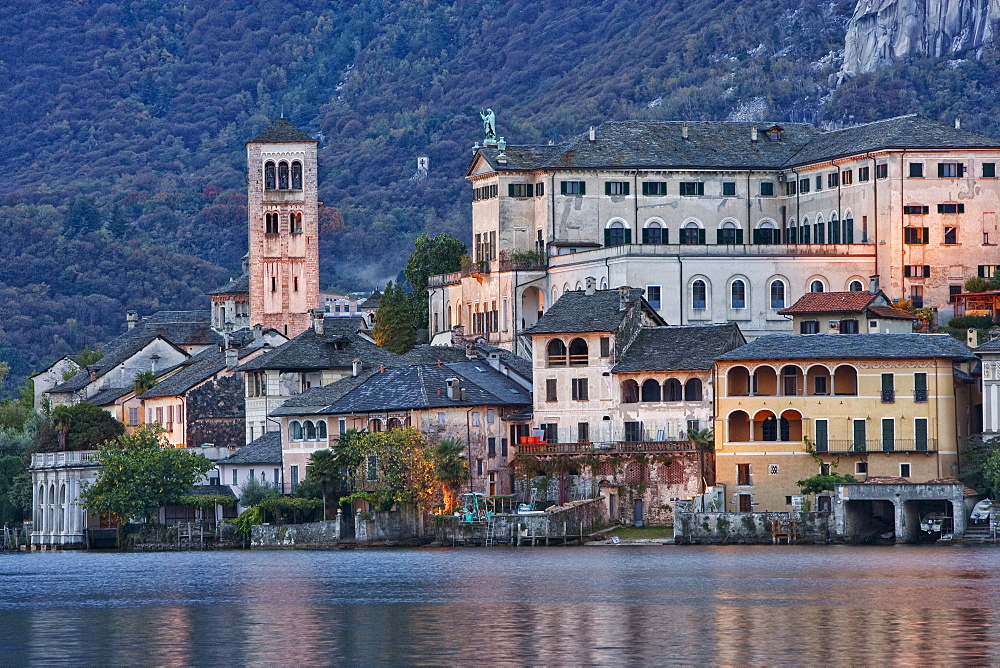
675, 511, 831, 545
355, 503, 426, 544
252, 519, 343, 547
251, 504, 428, 547
440, 497, 611, 545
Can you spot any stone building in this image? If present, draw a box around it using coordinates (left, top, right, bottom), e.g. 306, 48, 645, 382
29, 450, 101, 548
714, 333, 977, 512
975, 334, 1000, 436
778, 280, 917, 334
429, 115, 1000, 354
246, 118, 321, 339
216, 431, 284, 505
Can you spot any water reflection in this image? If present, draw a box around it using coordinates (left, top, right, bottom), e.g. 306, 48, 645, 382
2, 546, 1000, 664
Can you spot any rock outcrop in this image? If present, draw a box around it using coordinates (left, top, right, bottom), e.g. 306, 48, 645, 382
841, 0, 1000, 79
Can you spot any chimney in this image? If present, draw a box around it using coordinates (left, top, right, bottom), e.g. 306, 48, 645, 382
379, 364, 385, 373
585, 276, 596, 296
589, 126, 596, 142
310, 309, 324, 336
968, 328, 980, 348
150, 354, 160, 374
618, 286, 630, 311
955, 118, 961, 129
453, 324, 465, 342
252, 323, 263, 342
352, 358, 362, 377
225, 347, 239, 370
750, 126, 758, 142
465, 339, 478, 359
87, 367, 97, 382
126, 311, 139, 330
681, 124, 689, 140
869, 274, 880, 295
446, 377, 464, 401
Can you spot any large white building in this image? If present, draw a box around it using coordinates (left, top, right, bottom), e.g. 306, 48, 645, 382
429, 115, 1000, 354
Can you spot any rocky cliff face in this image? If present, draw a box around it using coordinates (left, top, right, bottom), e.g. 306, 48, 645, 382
841, 0, 1000, 78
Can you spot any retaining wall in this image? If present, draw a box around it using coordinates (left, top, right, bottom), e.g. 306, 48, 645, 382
675, 511, 831, 544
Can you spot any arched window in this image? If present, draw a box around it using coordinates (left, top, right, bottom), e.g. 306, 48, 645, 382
727, 367, 750, 396
680, 221, 705, 245
387, 417, 402, 430
754, 220, 779, 245
770, 280, 786, 309
622, 379, 639, 403
369, 418, 382, 433
829, 214, 841, 244
849, 280, 864, 292
718, 220, 742, 244
547, 339, 567, 366
787, 220, 797, 244
265, 213, 279, 234
264, 162, 276, 189
664, 378, 683, 402
843, 216, 855, 243
641, 379, 661, 402
569, 338, 589, 366
801, 217, 811, 244
810, 280, 825, 293
317, 420, 328, 439
692, 280, 707, 309
304, 420, 317, 440
278, 162, 289, 189
605, 221, 627, 247
814, 216, 825, 244
685, 378, 703, 401
731, 280, 746, 309
290, 421, 303, 441
291, 161, 303, 189
643, 221, 665, 244
290, 212, 302, 234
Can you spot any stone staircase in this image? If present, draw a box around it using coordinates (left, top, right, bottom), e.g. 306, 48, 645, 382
962, 523, 998, 544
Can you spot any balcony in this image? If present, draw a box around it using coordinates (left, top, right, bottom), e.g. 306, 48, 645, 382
818, 439, 938, 454
428, 271, 462, 288
516, 440, 697, 456
881, 390, 896, 403
30, 450, 100, 469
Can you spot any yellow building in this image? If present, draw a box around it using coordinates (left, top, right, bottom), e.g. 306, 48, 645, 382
714, 333, 976, 512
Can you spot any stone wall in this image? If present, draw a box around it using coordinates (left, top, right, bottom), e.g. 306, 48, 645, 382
438, 497, 610, 545
355, 503, 427, 544
252, 518, 342, 547
187, 375, 244, 448
250, 504, 428, 547
675, 511, 831, 545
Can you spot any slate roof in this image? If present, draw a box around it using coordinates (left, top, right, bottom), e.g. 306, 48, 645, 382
473, 115, 1000, 174
270, 370, 378, 416
523, 288, 665, 335
249, 118, 316, 144
313, 362, 530, 416
237, 328, 400, 372
86, 386, 135, 406
216, 432, 283, 466
717, 333, 974, 361
400, 345, 471, 366
478, 344, 533, 382
209, 273, 250, 296
612, 324, 746, 373
49, 331, 191, 394
975, 336, 1000, 352
138, 341, 266, 399
359, 289, 382, 309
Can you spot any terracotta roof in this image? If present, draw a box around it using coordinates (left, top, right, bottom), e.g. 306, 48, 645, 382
927, 478, 981, 496
778, 291, 877, 315
249, 118, 316, 144
866, 305, 918, 320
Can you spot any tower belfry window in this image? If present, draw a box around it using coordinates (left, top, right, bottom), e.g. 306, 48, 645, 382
264, 162, 276, 189
291, 161, 302, 189
265, 213, 279, 234
278, 162, 289, 189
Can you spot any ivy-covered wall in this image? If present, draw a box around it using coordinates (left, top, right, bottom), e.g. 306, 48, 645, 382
186, 375, 245, 448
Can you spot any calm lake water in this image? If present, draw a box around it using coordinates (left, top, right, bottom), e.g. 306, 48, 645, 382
3, 545, 1000, 665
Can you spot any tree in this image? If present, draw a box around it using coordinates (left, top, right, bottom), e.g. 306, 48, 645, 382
238, 475, 279, 508
796, 473, 857, 495
133, 370, 157, 394
33, 402, 125, 453
403, 233, 466, 330
51, 405, 73, 451
76, 345, 105, 368
64, 196, 101, 238
306, 449, 341, 520
337, 428, 436, 511
432, 438, 468, 511
372, 281, 417, 354
80, 426, 213, 523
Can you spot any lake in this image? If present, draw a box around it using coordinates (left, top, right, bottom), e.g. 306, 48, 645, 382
3, 545, 1000, 665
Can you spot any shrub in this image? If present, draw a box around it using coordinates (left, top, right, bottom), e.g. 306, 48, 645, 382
948, 315, 995, 330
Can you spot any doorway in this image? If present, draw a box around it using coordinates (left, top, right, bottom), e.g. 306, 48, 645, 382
634, 499, 644, 527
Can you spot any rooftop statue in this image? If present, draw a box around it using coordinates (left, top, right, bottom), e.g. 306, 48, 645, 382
480, 108, 496, 144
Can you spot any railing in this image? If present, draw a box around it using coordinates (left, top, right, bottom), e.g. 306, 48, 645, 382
914, 389, 928, 402
819, 439, 937, 453
30, 450, 100, 468
517, 440, 697, 456
548, 242, 876, 268
881, 390, 895, 403
428, 271, 463, 287
568, 354, 588, 366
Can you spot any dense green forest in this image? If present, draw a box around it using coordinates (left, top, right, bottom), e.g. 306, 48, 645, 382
3, 0, 1000, 393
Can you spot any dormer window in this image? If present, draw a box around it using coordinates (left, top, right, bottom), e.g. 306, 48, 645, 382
291, 161, 303, 189
265, 162, 276, 189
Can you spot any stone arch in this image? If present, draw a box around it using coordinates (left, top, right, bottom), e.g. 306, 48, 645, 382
752, 365, 777, 396
727, 366, 750, 396
641, 379, 662, 402
621, 379, 639, 403
806, 364, 832, 396
728, 410, 751, 442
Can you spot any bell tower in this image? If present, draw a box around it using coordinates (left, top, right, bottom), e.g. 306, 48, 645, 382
246, 118, 320, 338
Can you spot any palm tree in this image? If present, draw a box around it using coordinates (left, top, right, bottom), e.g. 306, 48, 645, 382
51, 405, 72, 451
133, 370, 157, 395
307, 449, 340, 520
433, 438, 469, 512
687, 428, 715, 492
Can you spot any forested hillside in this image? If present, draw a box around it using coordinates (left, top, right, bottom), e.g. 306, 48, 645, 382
3, 0, 1000, 393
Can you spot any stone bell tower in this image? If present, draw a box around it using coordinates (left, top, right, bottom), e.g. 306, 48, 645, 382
246, 118, 320, 338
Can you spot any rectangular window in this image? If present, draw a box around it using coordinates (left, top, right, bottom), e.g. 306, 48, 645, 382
687, 419, 700, 433
815, 419, 828, 452
799, 178, 810, 193
800, 320, 820, 334
599, 336, 610, 358
813, 375, 828, 395
984, 163, 996, 178
904, 227, 930, 244
859, 166, 871, 182
979, 265, 1000, 278
271, 277, 277, 292
545, 378, 557, 402
540, 423, 558, 443
340, 418, 348, 433
949, 285, 962, 303
915, 418, 928, 450
815, 175, 823, 191
605, 181, 629, 196
881, 373, 895, 403
487, 409, 495, 424
910, 285, 924, 308
903, 265, 931, 278
882, 418, 895, 452
508, 183, 533, 198
717, 227, 743, 244
472, 411, 481, 426
938, 162, 964, 178
477, 459, 483, 476
914, 373, 928, 402
737, 463, 752, 486
759, 181, 774, 196
786, 180, 797, 195
624, 421, 643, 442
679, 182, 705, 196
909, 163, 924, 178
842, 169, 853, 185
290, 465, 299, 490
536, 182, 544, 197
876, 164, 888, 179
577, 422, 589, 442
722, 181, 737, 196
231, 469, 238, 486
646, 285, 661, 309
944, 227, 958, 245
128, 407, 138, 426
274, 468, 280, 485
488, 437, 496, 457
937, 203, 965, 214
900, 462, 911, 478
903, 205, 929, 215
680, 227, 706, 245
501, 438, 508, 457
571, 378, 589, 401
855, 461, 868, 475
827, 172, 839, 188
642, 226, 667, 244
642, 181, 667, 196
853, 419, 867, 452
560, 181, 585, 195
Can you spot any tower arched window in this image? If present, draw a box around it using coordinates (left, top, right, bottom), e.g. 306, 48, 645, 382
290, 212, 303, 234
278, 162, 289, 189
265, 213, 279, 234
264, 162, 276, 190
291, 161, 303, 190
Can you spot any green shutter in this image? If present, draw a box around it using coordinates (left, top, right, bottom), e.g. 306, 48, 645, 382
579, 182, 585, 195
641, 182, 649, 196
663, 229, 669, 244
623, 229, 632, 244
853, 420, 866, 451
604, 229, 612, 247
716, 229, 724, 245
882, 419, 895, 451
560, 181, 567, 195
815, 420, 828, 451
697, 229, 706, 244
882, 373, 894, 392
736, 229, 744, 244
641, 228, 650, 244
605, 182, 612, 196
915, 419, 928, 450
697, 182, 704, 196
924, 265, 931, 277
622, 182, 630, 196
526, 184, 534, 197
914, 373, 927, 392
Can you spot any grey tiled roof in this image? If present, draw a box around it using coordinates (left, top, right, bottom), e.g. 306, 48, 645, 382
86, 386, 135, 406
359, 289, 382, 309
975, 336, 1000, 352
138, 310, 210, 324
717, 333, 974, 361
209, 273, 250, 296
237, 329, 400, 372
216, 432, 282, 465
270, 370, 378, 416
250, 118, 316, 144
400, 345, 471, 366
475, 115, 1000, 173
478, 344, 533, 382
186, 484, 237, 499
138, 341, 266, 399
523, 288, 665, 335
612, 324, 746, 373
